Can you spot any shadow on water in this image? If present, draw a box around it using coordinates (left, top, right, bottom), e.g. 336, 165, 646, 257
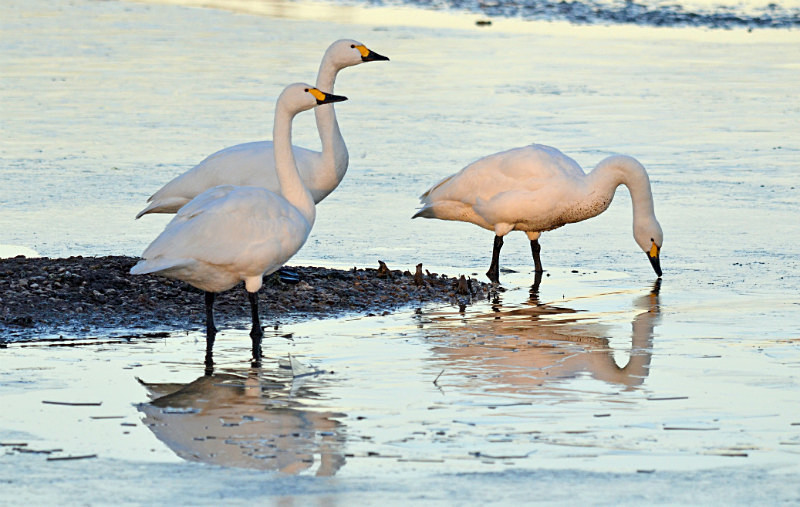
136, 367, 347, 475
420, 277, 662, 391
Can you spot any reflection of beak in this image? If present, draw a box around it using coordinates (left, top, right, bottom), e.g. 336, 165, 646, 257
651, 277, 662, 295
647, 247, 662, 278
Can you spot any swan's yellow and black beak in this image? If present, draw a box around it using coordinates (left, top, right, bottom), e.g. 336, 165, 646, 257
308, 88, 348, 105
355, 44, 390, 62
647, 240, 662, 277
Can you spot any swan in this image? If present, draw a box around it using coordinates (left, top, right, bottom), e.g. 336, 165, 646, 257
413, 144, 663, 283
136, 39, 388, 219
130, 83, 347, 364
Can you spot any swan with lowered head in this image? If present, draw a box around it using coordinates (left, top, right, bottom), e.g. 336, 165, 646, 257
135, 40, 388, 219
413, 144, 663, 283
130, 83, 347, 364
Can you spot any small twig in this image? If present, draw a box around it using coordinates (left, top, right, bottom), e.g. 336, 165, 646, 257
47, 454, 98, 462
15, 447, 62, 454
433, 369, 445, 385
42, 400, 102, 407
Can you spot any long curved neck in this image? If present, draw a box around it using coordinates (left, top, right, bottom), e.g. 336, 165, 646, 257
273, 105, 315, 226
583, 155, 656, 223
314, 59, 348, 184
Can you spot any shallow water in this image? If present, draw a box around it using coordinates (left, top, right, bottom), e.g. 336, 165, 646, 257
2, 0, 800, 501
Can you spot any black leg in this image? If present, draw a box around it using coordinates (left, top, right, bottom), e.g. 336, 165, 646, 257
530, 238, 543, 273
247, 290, 263, 364
486, 235, 504, 283
204, 291, 217, 369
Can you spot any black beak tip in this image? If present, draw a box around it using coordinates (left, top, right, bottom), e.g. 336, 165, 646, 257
364, 50, 390, 62
648, 254, 662, 278
318, 94, 348, 105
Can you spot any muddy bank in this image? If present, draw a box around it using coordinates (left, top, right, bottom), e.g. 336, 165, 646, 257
0, 256, 489, 343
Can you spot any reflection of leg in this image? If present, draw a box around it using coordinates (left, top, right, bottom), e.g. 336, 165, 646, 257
486, 235, 504, 283
530, 270, 543, 299
248, 291, 263, 363
204, 291, 217, 369
530, 239, 543, 273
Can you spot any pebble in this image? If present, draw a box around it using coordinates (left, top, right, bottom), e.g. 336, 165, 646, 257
0, 255, 489, 341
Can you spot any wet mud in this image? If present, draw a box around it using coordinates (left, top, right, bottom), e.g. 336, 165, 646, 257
0, 255, 488, 342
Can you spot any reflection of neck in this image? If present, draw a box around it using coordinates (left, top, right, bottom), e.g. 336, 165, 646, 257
588, 295, 657, 387
314, 58, 348, 194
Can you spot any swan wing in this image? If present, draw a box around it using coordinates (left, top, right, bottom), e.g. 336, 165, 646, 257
138, 142, 325, 217
141, 186, 311, 273
421, 146, 566, 206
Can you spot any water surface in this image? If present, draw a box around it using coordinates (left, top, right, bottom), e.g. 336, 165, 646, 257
1, 0, 799, 501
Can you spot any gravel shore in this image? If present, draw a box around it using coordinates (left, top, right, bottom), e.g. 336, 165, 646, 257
0, 256, 489, 343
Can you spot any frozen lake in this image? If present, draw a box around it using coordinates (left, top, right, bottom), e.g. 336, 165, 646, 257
1, 0, 800, 502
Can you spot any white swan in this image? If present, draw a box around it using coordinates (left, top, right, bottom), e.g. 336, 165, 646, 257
136, 39, 388, 219
413, 144, 663, 283
130, 83, 347, 363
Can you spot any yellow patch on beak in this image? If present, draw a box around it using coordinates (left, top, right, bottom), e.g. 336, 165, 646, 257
308, 88, 326, 102
354, 44, 370, 58
650, 241, 660, 258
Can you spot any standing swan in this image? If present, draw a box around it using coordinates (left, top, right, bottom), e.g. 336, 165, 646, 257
130, 84, 347, 364
413, 144, 663, 283
136, 40, 388, 218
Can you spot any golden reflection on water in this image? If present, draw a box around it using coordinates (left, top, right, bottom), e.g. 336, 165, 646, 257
422, 278, 661, 391
137, 369, 346, 475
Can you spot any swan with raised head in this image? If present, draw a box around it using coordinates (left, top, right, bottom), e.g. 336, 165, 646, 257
413, 144, 663, 283
130, 84, 347, 364
136, 40, 388, 219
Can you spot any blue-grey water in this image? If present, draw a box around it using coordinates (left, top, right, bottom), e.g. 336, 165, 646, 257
2, 0, 800, 503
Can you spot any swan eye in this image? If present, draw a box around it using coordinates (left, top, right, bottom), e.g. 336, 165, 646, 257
304, 88, 309, 92
351, 44, 356, 48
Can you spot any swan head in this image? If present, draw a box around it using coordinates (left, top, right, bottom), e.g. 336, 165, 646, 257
325, 39, 390, 69
277, 83, 348, 115
634, 218, 663, 277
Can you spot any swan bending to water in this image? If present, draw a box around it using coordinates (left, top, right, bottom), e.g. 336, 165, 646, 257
413, 144, 663, 283
136, 39, 388, 219
130, 84, 347, 364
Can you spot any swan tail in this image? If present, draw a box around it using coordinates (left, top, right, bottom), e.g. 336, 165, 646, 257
130, 257, 194, 276
412, 205, 437, 219
419, 174, 456, 203
412, 201, 465, 220
135, 197, 192, 219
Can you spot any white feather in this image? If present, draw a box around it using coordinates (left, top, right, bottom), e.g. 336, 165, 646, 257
414, 143, 663, 272
136, 39, 387, 218
131, 83, 333, 294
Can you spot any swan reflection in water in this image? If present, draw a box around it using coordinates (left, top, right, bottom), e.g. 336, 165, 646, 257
425, 276, 661, 390
137, 368, 346, 475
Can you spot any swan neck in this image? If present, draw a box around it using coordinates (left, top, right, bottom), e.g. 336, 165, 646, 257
315, 60, 348, 180
587, 155, 656, 221
274, 106, 316, 226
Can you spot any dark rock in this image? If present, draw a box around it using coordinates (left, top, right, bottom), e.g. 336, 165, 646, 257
0, 255, 490, 342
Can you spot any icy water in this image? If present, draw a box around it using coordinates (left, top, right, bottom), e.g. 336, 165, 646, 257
2, 0, 800, 502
